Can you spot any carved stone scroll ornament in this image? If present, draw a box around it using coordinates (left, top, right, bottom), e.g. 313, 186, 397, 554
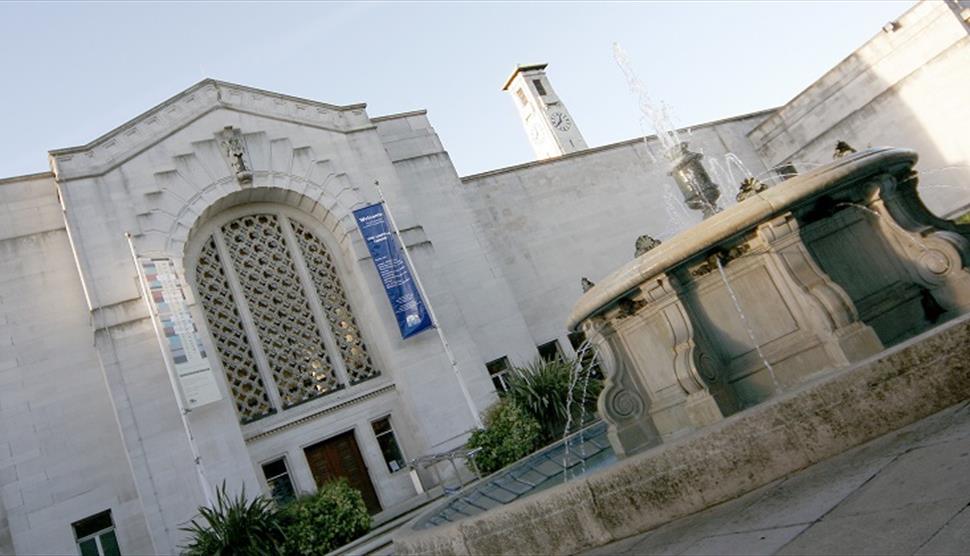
869, 173, 970, 313
219, 126, 253, 186
582, 319, 659, 456
634, 234, 662, 258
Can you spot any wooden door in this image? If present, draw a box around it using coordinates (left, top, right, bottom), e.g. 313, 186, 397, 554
304, 430, 382, 514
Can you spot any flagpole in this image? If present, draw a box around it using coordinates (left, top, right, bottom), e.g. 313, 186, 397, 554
372, 181, 483, 429
125, 233, 215, 506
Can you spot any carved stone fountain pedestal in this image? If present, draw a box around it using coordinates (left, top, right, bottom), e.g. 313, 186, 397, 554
569, 148, 970, 456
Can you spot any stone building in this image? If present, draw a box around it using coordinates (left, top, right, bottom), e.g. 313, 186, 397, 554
0, 1, 968, 554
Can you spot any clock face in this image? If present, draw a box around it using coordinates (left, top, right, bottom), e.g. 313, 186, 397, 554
549, 111, 572, 132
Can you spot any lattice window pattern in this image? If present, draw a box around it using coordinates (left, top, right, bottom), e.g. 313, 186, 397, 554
195, 237, 274, 422
219, 214, 341, 407
290, 218, 380, 384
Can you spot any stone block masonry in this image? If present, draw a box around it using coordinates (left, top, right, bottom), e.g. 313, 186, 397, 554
394, 311, 970, 555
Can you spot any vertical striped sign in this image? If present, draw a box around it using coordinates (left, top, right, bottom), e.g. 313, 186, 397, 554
137, 258, 222, 409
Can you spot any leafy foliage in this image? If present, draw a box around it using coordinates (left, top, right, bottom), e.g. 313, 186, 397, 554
278, 478, 371, 556
504, 356, 603, 443
180, 483, 284, 556
954, 211, 970, 226
181, 479, 371, 556
467, 398, 542, 474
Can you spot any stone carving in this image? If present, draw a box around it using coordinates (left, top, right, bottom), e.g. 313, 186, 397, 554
617, 295, 646, 317
634, 234, 662, 257
581, 277, 596, 292
736, 177, 768, 202
689, 243, 751, 277
220, 126, 253, 186
834, 140, 857, 159
582, 320, 659, 456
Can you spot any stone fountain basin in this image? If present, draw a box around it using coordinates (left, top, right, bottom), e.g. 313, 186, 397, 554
565, 146, 970, 457
568, 147, 919, 330
393, 312, 970, 555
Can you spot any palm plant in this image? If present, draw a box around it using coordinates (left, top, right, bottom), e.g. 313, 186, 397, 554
504, 356, 602, 443
180, 483, 284, 556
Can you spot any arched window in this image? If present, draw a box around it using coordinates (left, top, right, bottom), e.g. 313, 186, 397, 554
192, 209, 379, 423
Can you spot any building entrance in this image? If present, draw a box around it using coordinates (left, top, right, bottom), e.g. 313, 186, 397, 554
304, 430, 382, 514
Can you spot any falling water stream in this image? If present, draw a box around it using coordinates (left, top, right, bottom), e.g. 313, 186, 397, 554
714, 257, 782, 397
561, 338, 599, 482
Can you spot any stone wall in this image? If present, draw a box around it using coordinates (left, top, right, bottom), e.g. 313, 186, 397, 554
458, 112, 773, 366
748, 0, 970, 217
0, 173, 154, 554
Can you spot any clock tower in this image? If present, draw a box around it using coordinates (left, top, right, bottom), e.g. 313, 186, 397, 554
502, 63, 588, 160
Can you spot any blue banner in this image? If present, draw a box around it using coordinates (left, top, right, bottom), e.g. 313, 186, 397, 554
353, 203, 434, 339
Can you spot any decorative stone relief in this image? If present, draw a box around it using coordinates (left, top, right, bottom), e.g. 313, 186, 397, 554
634, 234, 662, 258
689, 243, 752, 277
758, 213, 861, 331
736, 177, 768, 202
868, 172, 970, 314
219, 126, 253, 186
833, 140, 857, 159
664, 300, 709, 395
582, 318, 659, 456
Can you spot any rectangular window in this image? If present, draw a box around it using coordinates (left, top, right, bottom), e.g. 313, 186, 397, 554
774, 163, 797, 181
515, 87, 528, 106
72, 510, 121, 556
261, 458, 296, 505
486, 356, 513, 393
568, 331, 604, 379
532, 79, 547, 96
537, 340, 563, 363
372, 417, 407, 472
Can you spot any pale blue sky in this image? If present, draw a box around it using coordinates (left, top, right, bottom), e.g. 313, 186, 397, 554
0, 1, 913, 178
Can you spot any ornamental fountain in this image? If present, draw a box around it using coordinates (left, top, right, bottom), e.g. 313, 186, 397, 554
394, 47, 970, 555
568, 146, 970, 456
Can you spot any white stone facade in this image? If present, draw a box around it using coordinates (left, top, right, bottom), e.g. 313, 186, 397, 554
1, 2, 968, 554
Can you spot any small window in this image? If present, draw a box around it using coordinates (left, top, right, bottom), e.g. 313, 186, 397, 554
72, 510, 120, 556
372, 417, 407, 472
568, 331, 604, 379
537, 340, 563, 363
774, 163, 797, 181
261, 458, 296, 505
532, 79, 547, 96
515, 88, 528, 106
486, 356, 513, 393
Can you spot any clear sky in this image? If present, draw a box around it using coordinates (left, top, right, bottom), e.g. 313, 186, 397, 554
0, 1, 913, 179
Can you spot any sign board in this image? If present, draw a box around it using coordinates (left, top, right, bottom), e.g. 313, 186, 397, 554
137, 258, 222, 409
353, 203, 433, 339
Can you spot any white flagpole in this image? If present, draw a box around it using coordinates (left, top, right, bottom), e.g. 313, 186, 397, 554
125, 233, 216, 506
372, 181, 483, 429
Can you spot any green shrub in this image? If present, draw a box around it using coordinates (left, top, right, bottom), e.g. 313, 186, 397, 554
504, 357, 603, 443
955, 211, 970, 226
467, 398, 542, 474
180, 483, 283, 556
279, 478, 371, 555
